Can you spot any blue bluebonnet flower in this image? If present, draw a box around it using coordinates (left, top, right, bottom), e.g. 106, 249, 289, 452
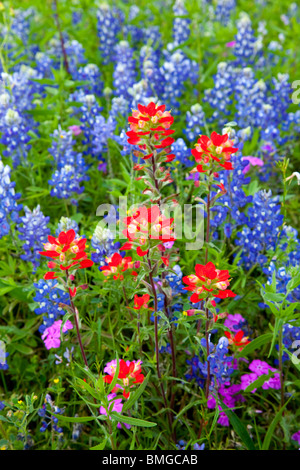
76, 63, 103, 97
56, 217, 79, 236
233, 13, 260, 66
186, 336, 234, 390
110, 96, 129, 119
91, 223, 120, 266
0, 67, 41, 167
172, 0, 191, 47
160, 49, 199, 112
123, 7, 144, 44
72, 419, 83, 441
35, 52, 54, 77
48, 37, 86, 76
17, 205, 50, 269
184, 103, 205, 142
70, 91, 103, 154
143, 25, 162, 50
0, 7, 35, 45
204, 62, 236, 125
274, 323, 300, 364
0, 158, 22, 239
176, 439, 205, 450
38, 394, 64, 434
48, 127, 89, 202
127, 45, 164, 108
91, 114, 116, 159
214, 0, 236, 26
209, 126, 252, 233
72, 10, 83, 25
113, 41, 136, 101
114, 129, 140, 157
33, 279, 70, 334
235, 190, 283, 269
0, 401, 5, 410
171, 138, 192, 167
97, 4, 124, 64
234, 69, 267, 128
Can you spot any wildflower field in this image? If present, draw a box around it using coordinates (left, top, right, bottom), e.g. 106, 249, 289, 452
0, 0, 300, 452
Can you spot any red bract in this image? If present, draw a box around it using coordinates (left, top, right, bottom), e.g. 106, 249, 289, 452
100, 252, 136, 280
39, 230, 94, 280
224, 330, 250, 350
133, 294, 151, 310
126, 102, 175, 150
182, 261, 236, 303
190, 132, 238, 174
123, 205, 175, 243
103, 359, 144, 399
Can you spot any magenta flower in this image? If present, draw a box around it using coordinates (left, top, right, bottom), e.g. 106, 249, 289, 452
292, 430, 300, 445
224, 313, 246, 332
99, 393, 130, 429
41, 319, 73, 350
249, 359, 273, 376
240, 373, 258, 393
242, 156, 264, 174
42, 326, 61, 350
68, 125, 82, 136
226, 41, 236, 47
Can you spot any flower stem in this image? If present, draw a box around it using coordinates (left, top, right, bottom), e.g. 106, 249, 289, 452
53, 0, 70, 74
66, 271, 89, 368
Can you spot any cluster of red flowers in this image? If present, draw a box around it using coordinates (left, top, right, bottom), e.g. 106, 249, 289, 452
121, 205, 175, 258
100, 252, 139, 280
133, 294, 152, 310
103, 359, 145, 399
127, 102, 175, 150
191, 131, 238, 175
182, 261, 236, 304
224, 330, 250, 350
39, 230, 94, 282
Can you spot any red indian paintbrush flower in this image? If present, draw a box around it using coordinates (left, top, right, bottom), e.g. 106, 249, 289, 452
39, 229, 94, 280
224, 330, 250, 350
103, 359, 144, 399
120, 205, 175, 260
191, 131, 238, 174
126, 102, 175, 155
133, 294, 152, 310
100, 252, 137, 280
182, 261, 236, 303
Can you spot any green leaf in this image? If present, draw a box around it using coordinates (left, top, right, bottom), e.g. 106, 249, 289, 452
219, 401, 256, 450
110, 412, 157, 428
12, 344, 34, 355
244, 370, 274, 393
123, 372, 150, 412
108, 352, 120, 394
54, 414, 96, 423
262, 292, 286, 303
262, 397, 292, 450
236, 333, 272, 358
90, 437, 108, 450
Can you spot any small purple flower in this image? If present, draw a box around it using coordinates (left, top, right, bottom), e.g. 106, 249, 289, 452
249, 359, 272, 376
224, 314, 246, 332
292, 430, 300, 445
240, 373, 258, 392
68, 125, 82, 136
241, 156, 264, 174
